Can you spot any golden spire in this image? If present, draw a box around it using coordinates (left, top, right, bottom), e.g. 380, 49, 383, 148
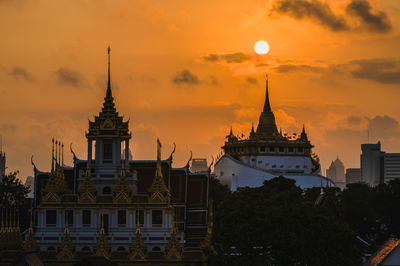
201, 200, 216, 257
42, 139, 70, 203
23, 206, 39, 251
165, 221, 182, 260
129, 211, 147, 261
113, 162, 133, 203
57, 211, 74, 260
95, 214, 110, 259
148, 139, 171, 203
78, 163, 97, 203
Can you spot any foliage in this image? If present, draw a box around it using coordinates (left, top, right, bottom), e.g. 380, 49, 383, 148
209, 175, 231, 211
339, 180, 400, 250
209, 177, 362, 266
0, 171, 31, 231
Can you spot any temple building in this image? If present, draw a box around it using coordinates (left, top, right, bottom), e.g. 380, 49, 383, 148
23, 48, 210, 264
214, 76, 334, 191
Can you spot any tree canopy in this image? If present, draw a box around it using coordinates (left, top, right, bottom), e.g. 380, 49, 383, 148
209, 177, 362, 266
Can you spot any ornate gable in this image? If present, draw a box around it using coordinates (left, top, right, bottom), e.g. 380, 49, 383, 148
78, 164, 97, 204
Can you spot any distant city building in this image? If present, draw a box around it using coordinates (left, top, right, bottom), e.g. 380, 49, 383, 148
214, 77, 334, 191
326, 157, 345, 189
346, 168, 361, 184
190, 158, 208, 173
25, 176, 34, 198
361, 141, 400, 186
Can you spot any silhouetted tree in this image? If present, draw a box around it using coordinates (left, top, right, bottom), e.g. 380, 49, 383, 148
0, 171, 30, 231
209, 177, 362, 266
209, 175, 230, 211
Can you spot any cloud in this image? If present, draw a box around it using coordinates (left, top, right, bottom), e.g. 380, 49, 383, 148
271, 0, 392, 33
9, 67, 34, 81
347, 59, 400, 84
171, 69, 199, 86
55, 67, 84, 87
272, 0, 349, 31
246, 77, 258, 85
346, 0, 392, 33
202, 52, 251, 64
274, 64, 323, 73
368, 115, 400, 141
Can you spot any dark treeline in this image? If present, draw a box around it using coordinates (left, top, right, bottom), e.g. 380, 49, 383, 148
207, 176, 400, 266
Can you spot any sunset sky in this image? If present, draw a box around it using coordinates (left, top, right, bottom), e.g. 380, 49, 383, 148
1, 0, 400, 181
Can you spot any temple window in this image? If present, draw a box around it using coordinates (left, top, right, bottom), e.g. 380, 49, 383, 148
82, 246, 91, 251
270, 147, 275, 152
260, 146, 266, 152
103, 140, 113, 163
279, 147, 284, 152
102, 186, 112, 194
152, 210, 163, 227
82, 210, 91, 226
296, 165, 300, 168
66, 210, 73, 226
46, 210, 56, 226
152, 246, 161, 251
288, 147, 294, 152
117, 246, 126, 251
118, 210, 126, 226
220, 171, 224, 176
272, 165, 276, 168
298, 147, 304, 153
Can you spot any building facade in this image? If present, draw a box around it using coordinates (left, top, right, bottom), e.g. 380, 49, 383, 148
360, 141, 400, 186
346, 168, 361, 184
326, 157, 345, 189
29, 49, 210, 262
214, 77, 333, 191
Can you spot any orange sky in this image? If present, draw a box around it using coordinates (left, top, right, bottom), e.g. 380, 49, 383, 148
1, 0, 400, 181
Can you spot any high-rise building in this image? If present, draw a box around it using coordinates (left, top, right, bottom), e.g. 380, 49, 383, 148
190, 158, 208, 173
360, 141, 400, 186
326, 157, 345, 189
346, 168, 361, 184
214, 76, 334, 191
361, 142, 385, 186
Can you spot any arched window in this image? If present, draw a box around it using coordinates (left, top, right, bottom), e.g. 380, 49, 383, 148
103, 186, 112, 194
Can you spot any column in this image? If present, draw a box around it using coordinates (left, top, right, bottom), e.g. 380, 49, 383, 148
125, 140, 129, 170
88, 139, 93, 165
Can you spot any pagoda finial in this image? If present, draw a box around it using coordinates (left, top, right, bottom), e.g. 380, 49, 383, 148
251, 123, 255, 133
300, 124, 308, 141
51, 138, 55, 173
107, 46, 111, 96
263, 74, 271, 112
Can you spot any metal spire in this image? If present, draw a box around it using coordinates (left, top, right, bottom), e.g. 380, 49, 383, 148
107, 46, 112, 98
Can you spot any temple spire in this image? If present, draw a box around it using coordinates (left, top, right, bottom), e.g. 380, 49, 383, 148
107, 46, 112, 98
263, 74, 271, 112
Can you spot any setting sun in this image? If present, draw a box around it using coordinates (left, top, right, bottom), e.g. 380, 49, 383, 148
254, 40, 270, 54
